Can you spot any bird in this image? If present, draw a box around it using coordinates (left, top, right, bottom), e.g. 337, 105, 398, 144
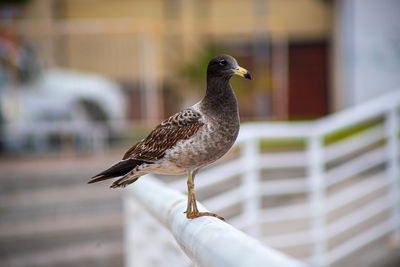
88, 54, 251, 220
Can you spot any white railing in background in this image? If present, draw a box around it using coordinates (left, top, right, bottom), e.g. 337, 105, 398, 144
125, 89, 400, 267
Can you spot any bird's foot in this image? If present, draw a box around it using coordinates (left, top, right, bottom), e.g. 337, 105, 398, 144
185, 211, 224, 221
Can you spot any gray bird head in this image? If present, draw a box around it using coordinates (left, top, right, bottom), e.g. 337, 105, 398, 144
207, 54, 251, 80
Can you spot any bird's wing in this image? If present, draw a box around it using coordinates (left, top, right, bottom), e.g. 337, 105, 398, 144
123, 108, 205, 161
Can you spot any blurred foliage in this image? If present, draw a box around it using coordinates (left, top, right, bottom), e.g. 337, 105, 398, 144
324, 117, 383, 145
254, 117, 385, 151
259, 138, 305, 152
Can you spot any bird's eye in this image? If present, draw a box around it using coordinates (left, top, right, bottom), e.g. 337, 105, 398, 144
219, 59, 227, 66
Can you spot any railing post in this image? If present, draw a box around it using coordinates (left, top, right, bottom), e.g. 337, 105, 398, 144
307, 134, 327, 266
386, 108, 400, 244
242, 137, 261, 237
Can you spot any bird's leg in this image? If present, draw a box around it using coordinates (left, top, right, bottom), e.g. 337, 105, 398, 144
185, 171, 224, 221
185, 172, 193, 215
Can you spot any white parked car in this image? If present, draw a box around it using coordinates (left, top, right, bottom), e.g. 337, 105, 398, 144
0, 68, 126, 153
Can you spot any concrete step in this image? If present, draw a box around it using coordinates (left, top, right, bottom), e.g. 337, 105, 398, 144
0, 154, 125, 266
0, 205, 123, 266
0, 209, 122, 240
0, 183, 122, 222
0, 227, 122, 259
0, 154, 117, 193
0, 237, 123, 267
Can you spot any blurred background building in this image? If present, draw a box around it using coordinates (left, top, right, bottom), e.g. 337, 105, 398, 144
2, 0, 399, 127
0, 0, 399, 266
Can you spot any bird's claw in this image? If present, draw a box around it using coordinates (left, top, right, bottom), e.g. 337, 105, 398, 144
185, 211, 225, 221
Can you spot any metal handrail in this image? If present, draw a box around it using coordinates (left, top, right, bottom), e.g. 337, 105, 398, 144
126, 176, 308, 267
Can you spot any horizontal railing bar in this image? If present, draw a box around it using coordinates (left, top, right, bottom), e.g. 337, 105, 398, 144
259, 179, 308, 196
324, 124, 385, 162
326, 147, 386, 187
264, 231, 311, 248
327, 173, 387, 213
231, 203, 311, 231
327, 196, 390, 239
234, 202, 311, 231
237, 122, 312, 142
126, 176, 307, 267
259, 203, 311, 224
315, 89, 400, 135
169, 158, 244, 192
203, 187, 244, 212
326, 220, 393, 265
209, 179, 308, 216
170, 153, 306, 195
258, 152, 307, 169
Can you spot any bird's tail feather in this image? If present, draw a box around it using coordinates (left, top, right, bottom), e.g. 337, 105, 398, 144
88, 158, 148, 184
110, 175, 140, 188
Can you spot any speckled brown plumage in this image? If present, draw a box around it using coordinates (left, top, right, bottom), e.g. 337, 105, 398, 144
122, 109, 204, 161
89, 54, 251, 220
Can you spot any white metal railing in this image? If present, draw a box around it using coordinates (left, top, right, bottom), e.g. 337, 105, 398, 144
125, 177, 307, 267
125, 89, 400, 267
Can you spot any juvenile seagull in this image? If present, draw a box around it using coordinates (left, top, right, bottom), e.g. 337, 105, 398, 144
89, 54, 251, 220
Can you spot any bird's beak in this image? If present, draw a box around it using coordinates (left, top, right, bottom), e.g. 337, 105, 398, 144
233, 66, 252, 80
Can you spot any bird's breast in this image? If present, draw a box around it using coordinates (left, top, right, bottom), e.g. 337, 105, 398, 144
165, 115, 239, 170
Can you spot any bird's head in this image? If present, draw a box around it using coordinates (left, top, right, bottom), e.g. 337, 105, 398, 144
207, 54, 251, 80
